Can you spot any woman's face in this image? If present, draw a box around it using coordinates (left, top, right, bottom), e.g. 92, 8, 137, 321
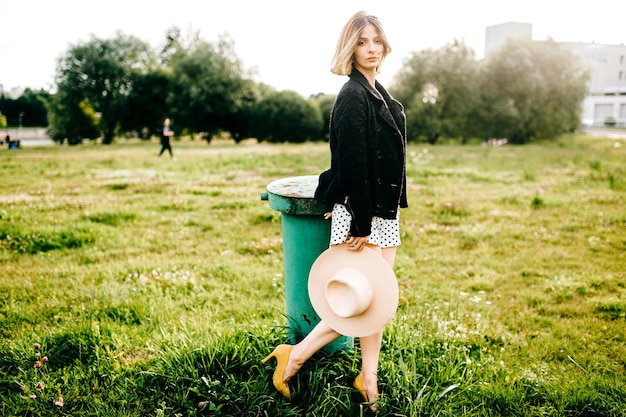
353, 24, 384, 75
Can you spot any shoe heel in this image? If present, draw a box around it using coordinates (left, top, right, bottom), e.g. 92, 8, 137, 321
261, 351, 274, 364
261, 345, 292, 400
354, 374, 378, 412
353, 374, 368, 402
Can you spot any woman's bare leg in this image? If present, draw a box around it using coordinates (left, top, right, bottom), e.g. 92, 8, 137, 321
280, 245, 397, 402
358, 245, 397, 408
283, 321, 341, 382
358, 329, 383, 406
381, 246, 397, 269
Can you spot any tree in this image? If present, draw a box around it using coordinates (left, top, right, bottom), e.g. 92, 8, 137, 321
220, 79, 270, 143
391, 40, 480, 144
52, 31, 155, 144
251, 90, 323, 143
392, 50, 443, 143
15, 89, 50, 127
479, 38, 589, 143
119, 70, 171, 139
392, 38, 588, 144
0, 87, 5, 129
47, 91, 99, 145
167, 32, 251, 142
311, 93, 335, 141
0, 89, 50, 127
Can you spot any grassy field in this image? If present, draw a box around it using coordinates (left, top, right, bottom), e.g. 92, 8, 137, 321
0, 135, 624, 416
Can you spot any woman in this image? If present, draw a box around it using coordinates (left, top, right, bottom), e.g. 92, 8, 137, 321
262, 11, 407, 411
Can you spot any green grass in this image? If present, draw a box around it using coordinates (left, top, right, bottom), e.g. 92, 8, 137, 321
1, 135, 625, 416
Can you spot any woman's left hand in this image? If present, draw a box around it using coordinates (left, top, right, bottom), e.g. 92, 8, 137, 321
346, 236, 368, 251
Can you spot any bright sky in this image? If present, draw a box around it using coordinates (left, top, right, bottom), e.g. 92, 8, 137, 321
1, 0, 624, 97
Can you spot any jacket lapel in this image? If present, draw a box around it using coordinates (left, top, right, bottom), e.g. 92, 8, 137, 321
350, 70, 403, 134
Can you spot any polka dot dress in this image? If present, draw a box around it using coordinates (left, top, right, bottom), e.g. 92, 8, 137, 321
329, 203, 401, 248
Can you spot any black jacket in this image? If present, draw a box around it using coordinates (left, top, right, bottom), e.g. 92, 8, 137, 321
315, 69, 408, 237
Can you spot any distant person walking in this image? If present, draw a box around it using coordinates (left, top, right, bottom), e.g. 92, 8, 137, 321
158, 118, 174, 158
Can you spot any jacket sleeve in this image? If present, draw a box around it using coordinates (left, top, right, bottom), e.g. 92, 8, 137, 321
332, 88, 372, 237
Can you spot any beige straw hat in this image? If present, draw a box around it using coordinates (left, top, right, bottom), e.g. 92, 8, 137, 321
308, 244, 399, 337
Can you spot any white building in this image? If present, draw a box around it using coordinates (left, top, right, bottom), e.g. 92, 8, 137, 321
563, 42, 626, 127
485, 22, 626, 127
485, 22, 533, 57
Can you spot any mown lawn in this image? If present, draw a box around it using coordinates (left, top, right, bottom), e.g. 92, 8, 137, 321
1, 135, 624, 416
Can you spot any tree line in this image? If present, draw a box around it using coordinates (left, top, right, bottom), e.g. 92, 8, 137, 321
0, 28, 589, 145
0, 89, 50, 129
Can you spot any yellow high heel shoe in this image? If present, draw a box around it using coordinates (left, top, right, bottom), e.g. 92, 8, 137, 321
353, 374, 378, 412
261, 344, 292, 399
353, 374, 368, 403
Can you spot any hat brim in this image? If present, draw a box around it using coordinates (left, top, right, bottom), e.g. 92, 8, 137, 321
308, 244, 399, 337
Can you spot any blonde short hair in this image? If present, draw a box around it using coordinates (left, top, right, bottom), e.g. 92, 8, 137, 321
330, 11, 392, 76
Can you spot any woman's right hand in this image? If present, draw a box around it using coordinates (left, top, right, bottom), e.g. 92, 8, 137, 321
346, 236, 369, 251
